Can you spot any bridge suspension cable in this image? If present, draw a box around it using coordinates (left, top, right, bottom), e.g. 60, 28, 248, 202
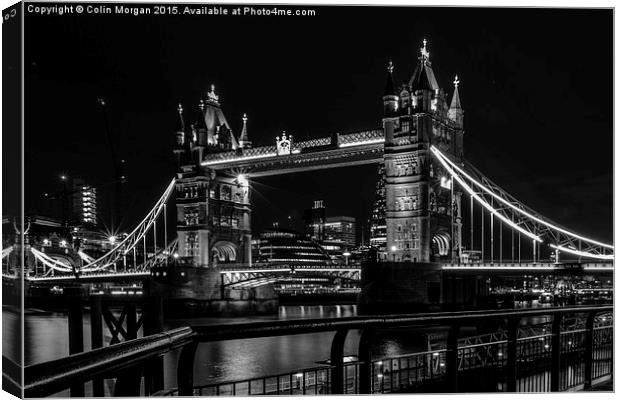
430, 146, 613, 261
77, 178, 177, 273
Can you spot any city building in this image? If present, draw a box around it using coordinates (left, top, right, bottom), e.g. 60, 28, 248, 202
303, 200, 325, 242
255, 228, 332, 267
324, 216, 356, 249
303, 201, 357, 262
369, 164, 387, 259
71, 178, 98, 226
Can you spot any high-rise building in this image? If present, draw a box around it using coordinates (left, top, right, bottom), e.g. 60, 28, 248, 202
71, 178, 98, 226
303, 200, 325, 242
369, 165, 387, 259
324, 216, 356, 249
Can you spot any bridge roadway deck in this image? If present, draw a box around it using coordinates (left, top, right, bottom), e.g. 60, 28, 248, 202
200, 130, 385, 177
9, 260, 612, 283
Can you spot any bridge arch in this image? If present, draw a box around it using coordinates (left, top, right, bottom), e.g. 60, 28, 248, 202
432, 232, 451, 257
211, 241, 237, 263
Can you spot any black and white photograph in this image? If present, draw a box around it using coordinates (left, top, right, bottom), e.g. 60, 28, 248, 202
1, 1, 615, 397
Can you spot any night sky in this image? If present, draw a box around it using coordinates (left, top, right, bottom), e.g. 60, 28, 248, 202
18, 5, 612, 243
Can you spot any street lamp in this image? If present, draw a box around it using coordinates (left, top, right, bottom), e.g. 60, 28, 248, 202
343, 251, 351, 265
108, 235, 116, 244
236, 174, 249, 188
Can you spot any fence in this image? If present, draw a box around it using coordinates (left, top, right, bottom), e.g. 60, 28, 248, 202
22, 305, 613, 396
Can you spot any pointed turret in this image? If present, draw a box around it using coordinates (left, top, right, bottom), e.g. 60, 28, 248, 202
409, 39, 439, 92
409, 39, 439, 113
174, 103, 185, 148
230, 130, 240, 150
382, 60, 399, 117
448, 75, 464, 128
173, 103, 187, 168
384, 60, 397, 96
239, 113, 252, 149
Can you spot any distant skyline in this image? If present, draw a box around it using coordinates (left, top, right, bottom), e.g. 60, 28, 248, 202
17, 6, 612, 242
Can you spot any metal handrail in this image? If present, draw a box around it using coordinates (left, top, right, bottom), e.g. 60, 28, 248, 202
24, 327, 196, 397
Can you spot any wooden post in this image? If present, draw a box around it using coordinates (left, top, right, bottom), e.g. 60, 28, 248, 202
68, 298, 85, 397
330, 329, 348, 394
90, 297, 104, 397
68, 299, 84, 354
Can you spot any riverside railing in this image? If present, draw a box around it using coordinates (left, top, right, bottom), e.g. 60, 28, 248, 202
22, 305, 613, 397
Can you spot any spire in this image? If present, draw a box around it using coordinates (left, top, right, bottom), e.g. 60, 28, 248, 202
173, 103, 186, 155
206, 84, 219, 104
175, 103, 185, 133
239, 113, 251, 148
420, 38, 430, 63
230, 130, 240, 150
450, 75, 462, 110
384, 60, 397, 96
409, 38, 439, 91
195, 99, 207, 129
448, 75, 464, 128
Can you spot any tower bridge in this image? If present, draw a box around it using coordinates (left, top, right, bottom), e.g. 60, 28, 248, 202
4, 40, 613, 311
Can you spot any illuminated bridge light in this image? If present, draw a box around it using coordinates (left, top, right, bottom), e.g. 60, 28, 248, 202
338, 138, 385, 148
550, 244, 614, 261
430, 146, 542, 243
201, 152, 278, 166
431, 146, 613, 251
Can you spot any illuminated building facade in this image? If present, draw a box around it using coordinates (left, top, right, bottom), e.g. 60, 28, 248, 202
303, 200, 326, 242
71, 178, 98, 226
382, 40, 464, 262
255, 228, 332, 267
369, 164, 387, 259
173, 86, 252, 267
324, 216, 356, 249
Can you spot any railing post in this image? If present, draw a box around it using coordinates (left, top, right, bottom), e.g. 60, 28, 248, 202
550, 313, 562, 391
330, 329, 348, 394
90, 296, 104, 397
506, 316, 520, 392
445, 323, 460, 392
358, 328, 375, 394
583, 311, 596, 389
68, 297, 85, 397
178, 341, 198, 396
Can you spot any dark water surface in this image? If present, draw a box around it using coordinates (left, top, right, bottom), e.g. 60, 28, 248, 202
9, 304, 436, 391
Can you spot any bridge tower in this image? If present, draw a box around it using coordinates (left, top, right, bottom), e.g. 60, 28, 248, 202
173, 87, 252, 268
382, 40, 464, 263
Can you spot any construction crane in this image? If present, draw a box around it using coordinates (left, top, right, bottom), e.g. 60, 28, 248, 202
42, 98, 127, 231
97, 97, 127, 233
